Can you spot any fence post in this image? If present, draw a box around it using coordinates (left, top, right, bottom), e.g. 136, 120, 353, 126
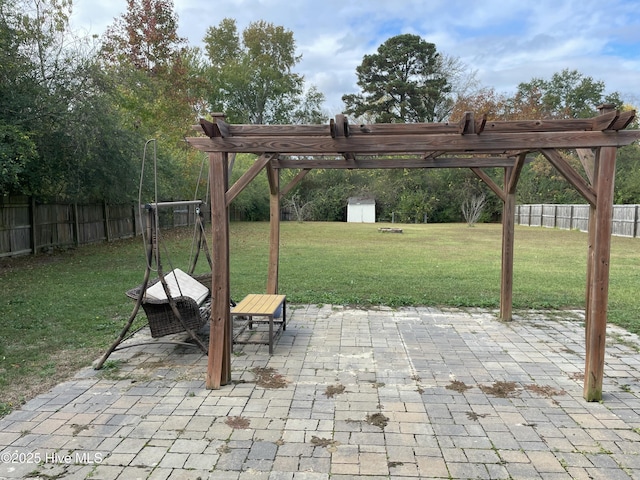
538, 205, 543, 226
103, 200, 111, 242
635, 205, 639, 239
29, 196, 37, 255
73, 202, 80, 246
569, 205, 573, 230
132, 202, 137, 237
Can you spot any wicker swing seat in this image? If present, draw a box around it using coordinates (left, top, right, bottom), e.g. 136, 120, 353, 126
126, 271, 212, 338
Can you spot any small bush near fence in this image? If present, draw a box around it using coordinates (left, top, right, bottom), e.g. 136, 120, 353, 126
0, 196, 206, 258
516, 204, 640, 238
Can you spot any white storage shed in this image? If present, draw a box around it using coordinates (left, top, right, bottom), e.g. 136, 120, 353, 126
347, 197, 376, 223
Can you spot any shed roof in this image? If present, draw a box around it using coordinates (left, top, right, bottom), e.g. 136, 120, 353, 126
348, 197, 375, 205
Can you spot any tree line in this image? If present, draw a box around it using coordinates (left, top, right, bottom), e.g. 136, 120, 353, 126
2, 0, 639, 223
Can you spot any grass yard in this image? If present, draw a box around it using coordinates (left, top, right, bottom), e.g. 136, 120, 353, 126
1, 221, 639, 415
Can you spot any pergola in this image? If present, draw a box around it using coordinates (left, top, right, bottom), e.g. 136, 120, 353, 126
186, 105, 640, 402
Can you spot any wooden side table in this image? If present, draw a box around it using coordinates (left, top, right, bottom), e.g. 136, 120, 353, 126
231, 294, 286, 354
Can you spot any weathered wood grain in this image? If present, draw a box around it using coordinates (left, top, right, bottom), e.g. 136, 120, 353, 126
187, 130, 640, 155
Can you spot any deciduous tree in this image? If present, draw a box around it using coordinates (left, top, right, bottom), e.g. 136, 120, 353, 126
101, 0, 185, 74
203, 18, 325, 124
100, 0, 200, 138
508, 69, 622, 119
0, 0, 140, 200
100, 0, 208, 201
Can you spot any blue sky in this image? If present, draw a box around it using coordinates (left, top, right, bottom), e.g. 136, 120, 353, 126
70, 0, 640, 113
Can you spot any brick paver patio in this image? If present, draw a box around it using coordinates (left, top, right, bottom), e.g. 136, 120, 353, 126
1, 305, 639, 479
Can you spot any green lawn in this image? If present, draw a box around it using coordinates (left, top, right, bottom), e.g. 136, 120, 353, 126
1, 221, 639, 415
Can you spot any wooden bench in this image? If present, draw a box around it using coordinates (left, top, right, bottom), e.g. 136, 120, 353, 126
231, 294, 286, 354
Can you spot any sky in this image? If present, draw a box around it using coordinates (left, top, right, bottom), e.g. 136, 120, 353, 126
69, 0, 640, 114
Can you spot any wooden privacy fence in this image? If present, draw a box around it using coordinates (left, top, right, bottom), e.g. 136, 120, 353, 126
0, 196, 205, 258
516, 204, 640, 238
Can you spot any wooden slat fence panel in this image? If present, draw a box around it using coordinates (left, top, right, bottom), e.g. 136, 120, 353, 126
108, 203, 137, 239
612, 205, 638, 237
0, 196, 31, 257
77, 204, 106, 244
516, 204, 638, 237
154, 203, 201, 229
556, 205, 573, 230
0, 197, 204, 258
172, 204, 192, 227
529, 204, 543, 227
573, 205, 590, 232
35, 203, 74, 251
542, 204, 556, 228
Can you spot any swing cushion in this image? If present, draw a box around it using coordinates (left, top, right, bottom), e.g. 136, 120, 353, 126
126, 272, 212, 338
145, 268, 210, 305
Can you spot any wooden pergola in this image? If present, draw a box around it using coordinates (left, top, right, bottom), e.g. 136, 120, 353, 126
186, 105, 640, 402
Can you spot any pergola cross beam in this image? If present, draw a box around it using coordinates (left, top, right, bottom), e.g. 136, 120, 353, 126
187, 129, 638, 156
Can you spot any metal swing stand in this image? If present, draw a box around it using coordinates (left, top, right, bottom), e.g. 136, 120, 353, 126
94, 201, 212, 370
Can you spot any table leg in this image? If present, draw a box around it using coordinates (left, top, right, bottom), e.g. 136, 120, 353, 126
268, 315, 274, 354
282, 300, 286, 331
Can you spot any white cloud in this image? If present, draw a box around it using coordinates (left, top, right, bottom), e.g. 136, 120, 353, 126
69, 0, 640, 112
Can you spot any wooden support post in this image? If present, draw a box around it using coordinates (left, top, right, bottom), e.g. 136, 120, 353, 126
498, 154, 524, 321
207, 152, 231, 389
584, 202, 596, 391
500, 166, 516, 321
584, 145, 617, 401
584, 151, 599, 369
266, 163, 280, 294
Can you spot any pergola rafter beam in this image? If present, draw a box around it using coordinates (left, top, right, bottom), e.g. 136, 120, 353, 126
609, 110, 636, 130
194, 110, 636, 139
271, 156, 522, 170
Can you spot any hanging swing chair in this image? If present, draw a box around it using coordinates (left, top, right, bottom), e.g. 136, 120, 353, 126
125, 201, 213, 340
95, 140, 218, 369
